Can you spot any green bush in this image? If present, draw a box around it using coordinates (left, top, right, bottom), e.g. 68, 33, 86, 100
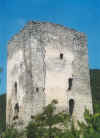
1, 127, 19, 138
25, 100, 70, 138
1, 100, 100, 138
78, 109, 100, 138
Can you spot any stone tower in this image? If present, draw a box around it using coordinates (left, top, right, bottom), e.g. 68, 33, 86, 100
6, 21, 93, 128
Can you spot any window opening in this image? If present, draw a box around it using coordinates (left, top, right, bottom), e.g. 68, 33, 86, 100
60, 53, 63, 59
14, 82, 17, 94
13, 115, 18, 120
14, 103, 19, 113
31, 115, 34, 119
69, 99, 74, 116
68, 78, 73, 90
36, 88, 39, 92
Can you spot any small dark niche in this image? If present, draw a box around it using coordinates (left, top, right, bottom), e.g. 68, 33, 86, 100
14, 103, 19, 113
13, 115, 18, 120
60, 53, 63, 59
36, 87, 39, 92
31, 115, 34, 119
68, 78, 73, 90
27, 70, 32, 78
14, 82, 17, 94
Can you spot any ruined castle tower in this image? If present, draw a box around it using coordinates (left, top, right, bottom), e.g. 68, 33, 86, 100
6, 21, 93, 128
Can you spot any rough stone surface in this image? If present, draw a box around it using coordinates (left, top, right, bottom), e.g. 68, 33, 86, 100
6, 21, 93, 128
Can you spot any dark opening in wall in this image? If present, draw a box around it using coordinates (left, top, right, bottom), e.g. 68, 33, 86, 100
14, 103, 19, 113
14, 82, 17, 94
31, 115, 34, 119
68, 78, 73, 90
60, 53, 63, 59
13, 115, 18, 120
69, 99, 74, 116
36, 88, 39, 92
27, 70, 32, 78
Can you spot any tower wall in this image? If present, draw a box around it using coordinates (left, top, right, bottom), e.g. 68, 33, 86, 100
6, 21, 93, 128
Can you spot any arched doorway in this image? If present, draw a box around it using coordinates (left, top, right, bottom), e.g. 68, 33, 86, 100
69, 99, 74, 116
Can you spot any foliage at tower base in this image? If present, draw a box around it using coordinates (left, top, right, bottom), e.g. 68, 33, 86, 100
1, 100, 100, 138
78, 109, 100, 138
25, 99, 73, 138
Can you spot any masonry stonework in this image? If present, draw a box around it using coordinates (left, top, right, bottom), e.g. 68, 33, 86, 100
6, 21, 93, 128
